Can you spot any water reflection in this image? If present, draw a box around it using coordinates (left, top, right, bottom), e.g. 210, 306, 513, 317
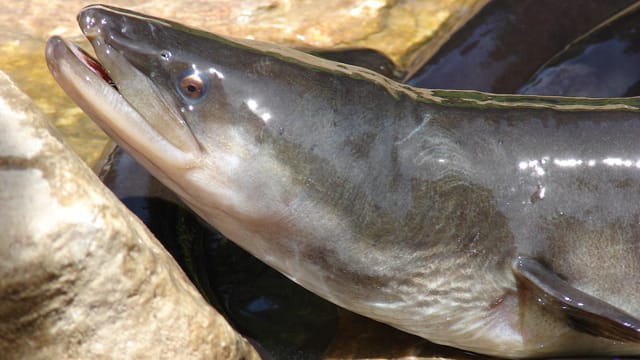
405, 0, 635, 92
518, 158, 547, 176
518, 3, 640, 97
246, 98, 272, 123
519, 157, 640, 175
208, 67, 224, 78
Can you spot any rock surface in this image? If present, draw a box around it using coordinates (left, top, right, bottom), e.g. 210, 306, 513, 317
3, 0, 485, 65
0, 70, 259, 359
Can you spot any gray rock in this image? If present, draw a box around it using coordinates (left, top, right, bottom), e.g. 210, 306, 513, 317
0, 70, 259, 359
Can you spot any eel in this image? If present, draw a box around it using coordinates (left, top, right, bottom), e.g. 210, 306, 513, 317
93, 45, 406, 358
45, 4, 640, 358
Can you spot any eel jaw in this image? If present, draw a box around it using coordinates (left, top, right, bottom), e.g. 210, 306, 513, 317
45, 36, 200, 171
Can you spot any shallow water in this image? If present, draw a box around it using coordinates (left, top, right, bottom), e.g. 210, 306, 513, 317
0, 36, 110, 166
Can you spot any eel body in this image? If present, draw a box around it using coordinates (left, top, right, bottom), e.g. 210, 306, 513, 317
46, 5, 640, 357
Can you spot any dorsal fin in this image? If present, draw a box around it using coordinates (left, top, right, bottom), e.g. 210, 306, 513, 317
514, 256, 640, 342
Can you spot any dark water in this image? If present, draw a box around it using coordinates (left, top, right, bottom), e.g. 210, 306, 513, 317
518, 3, 640, 97
405, 0, 636, 93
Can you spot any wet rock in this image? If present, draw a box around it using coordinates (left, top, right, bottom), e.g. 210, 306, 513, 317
0, 70, 259, 360
2, 0, 486, 65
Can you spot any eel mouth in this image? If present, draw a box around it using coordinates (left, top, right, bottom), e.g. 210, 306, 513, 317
45, 35, 200, 169
71, 43, 118, 90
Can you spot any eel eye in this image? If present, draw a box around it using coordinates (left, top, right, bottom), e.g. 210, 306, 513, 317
159, 49, 172, 61
178, 69, 209, 101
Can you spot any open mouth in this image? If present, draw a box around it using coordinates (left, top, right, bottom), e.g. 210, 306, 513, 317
68, 41, 118, 90
46, 35, 201, 170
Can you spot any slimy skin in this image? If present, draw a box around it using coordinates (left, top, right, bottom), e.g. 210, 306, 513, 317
46, 5, 640, 357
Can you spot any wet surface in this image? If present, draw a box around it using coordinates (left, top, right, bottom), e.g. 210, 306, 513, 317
405, 0, 637, 93
518, 3, 640, 97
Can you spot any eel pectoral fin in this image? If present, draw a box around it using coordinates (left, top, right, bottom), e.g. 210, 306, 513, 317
514, 256, 640, 342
